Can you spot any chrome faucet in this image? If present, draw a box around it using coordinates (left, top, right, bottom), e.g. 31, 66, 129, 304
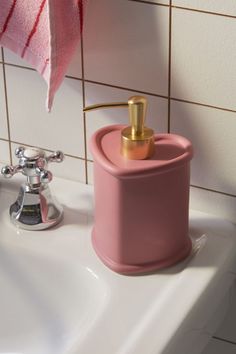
1, 146, 64, 230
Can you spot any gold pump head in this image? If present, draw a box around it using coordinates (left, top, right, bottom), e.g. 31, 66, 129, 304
83, 95, 154, 160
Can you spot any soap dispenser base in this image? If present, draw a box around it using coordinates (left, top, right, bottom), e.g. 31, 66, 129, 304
92, 229, 192, 275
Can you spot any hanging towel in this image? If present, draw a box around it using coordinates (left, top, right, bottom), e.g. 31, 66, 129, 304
0, 0, 86, 111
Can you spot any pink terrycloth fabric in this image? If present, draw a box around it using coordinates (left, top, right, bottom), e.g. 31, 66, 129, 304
0, 0, 86, 110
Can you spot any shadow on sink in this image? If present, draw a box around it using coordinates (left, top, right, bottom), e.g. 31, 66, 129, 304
50, 204, 94, 229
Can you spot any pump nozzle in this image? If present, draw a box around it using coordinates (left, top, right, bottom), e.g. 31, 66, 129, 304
84, 95, 154, 159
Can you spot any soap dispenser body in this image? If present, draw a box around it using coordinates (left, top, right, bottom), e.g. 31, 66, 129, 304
90, 125, 193, 274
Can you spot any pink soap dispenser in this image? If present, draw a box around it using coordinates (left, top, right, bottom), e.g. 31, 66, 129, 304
84, 96, 193, 274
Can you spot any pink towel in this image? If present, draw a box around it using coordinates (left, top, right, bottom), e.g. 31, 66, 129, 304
0, 0, 86, 111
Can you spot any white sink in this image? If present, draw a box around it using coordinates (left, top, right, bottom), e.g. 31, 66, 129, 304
0, 186, 108, 354
0, 175, 236, 354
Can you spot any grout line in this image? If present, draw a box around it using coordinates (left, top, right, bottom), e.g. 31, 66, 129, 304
2, 62, 236, 114
61, 153, 86, 161
1, 48, 13, 165
130, 0, 236, 18
1, 138, 235, 198
80, 35, 89, 184
171, 97, 236, 114
172, 5, 236, 19
128, 0, 169, 7
3, 135, 236, 197
3, 62, 85, 82
9, 140, 86, 161
4, 61, 84, 82
65, 74, 83, 81
84, 78, 169, 100
129, 0, 236, 20
191, 184, 236, 199
3, 61, 35, 71
167, 0, 172, 133
212, 336, 236, 346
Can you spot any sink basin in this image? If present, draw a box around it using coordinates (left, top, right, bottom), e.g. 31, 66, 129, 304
0, 187, 108, 354
0, 244, 106, 354
0, 174, 236, 354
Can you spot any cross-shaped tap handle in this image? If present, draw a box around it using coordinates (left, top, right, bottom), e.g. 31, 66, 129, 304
1, 146, 64, 185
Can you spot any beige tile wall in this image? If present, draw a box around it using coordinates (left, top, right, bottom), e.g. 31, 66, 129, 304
0, 0, 236, 221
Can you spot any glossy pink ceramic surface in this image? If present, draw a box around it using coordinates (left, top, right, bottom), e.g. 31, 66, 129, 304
90, 125, 193, 274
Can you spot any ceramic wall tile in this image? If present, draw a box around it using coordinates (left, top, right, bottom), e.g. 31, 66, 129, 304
5, 66, 85, 158
0, 64, 8, 139
0, 139, 10, 164
87, 160, 94, 185
172, 0, 236, 16
190, 187, 236, 224
170, 100, 236, 196
11, 142, 86, 183
1, 0, 236, 236
85, 82, 168, 160
83, 0, 169, 96
171, 8, 236, 110
141, 0, 169, 5
49, 156, 86, 183
3, 48, 33, 69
